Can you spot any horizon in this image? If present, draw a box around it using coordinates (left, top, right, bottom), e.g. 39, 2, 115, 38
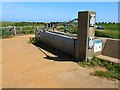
1, 2, 118, 22
0, 21, 119, 23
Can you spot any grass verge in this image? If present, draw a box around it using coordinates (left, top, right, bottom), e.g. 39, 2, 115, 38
79, 57, 120, 80
95, 30, 119, 39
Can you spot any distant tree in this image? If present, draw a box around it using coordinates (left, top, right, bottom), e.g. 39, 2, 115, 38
104, 22, 107, 24
113, 22, 116, 24
95, 22, 98, 24
108, 22, 112, 24
102, 22, 104, 24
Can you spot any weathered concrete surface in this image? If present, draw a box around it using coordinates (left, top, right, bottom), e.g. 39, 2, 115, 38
77, 11, 96, 61
37, 29, 120, 63
97, 55, 120, 64
39, 30, 76, 57
102, 39, 120, 59
2, 35, 118, 88
95, 38, 120, 63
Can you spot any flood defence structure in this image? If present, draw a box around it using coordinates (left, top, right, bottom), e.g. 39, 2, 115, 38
35, 11, 119, 63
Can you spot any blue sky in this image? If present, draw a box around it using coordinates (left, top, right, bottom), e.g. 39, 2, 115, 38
2, 2, 118, 22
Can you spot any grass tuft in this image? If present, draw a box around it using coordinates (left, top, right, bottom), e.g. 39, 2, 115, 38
28, 37, 37, 44
79, 57, 120, 80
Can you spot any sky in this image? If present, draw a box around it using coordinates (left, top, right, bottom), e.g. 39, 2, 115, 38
1, 2, 118, 22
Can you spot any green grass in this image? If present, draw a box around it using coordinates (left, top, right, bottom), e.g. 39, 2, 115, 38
95, 23, 119, 39
79, 57, 102, 67
95, 30, 119, 39
79, 57, 120, 80
57, 23, 119, 39
1, 21, 15, 27
57, 26, 64, 32
0, 22, 1, 38
22, 27, 35, 34
28, 37, 37, 44
0, 28, 13, 38
91, 70, 120, 80
57, 25, 78, 34
96, 23, 119, 30
2, 31, 13, 38
1, 21, 44, 27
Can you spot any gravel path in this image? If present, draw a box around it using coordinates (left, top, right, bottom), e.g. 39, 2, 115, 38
2, 35, 118, 88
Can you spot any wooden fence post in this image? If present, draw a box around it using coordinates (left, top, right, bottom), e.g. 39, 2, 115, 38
13, 26, 16, 36
35, 26, 39, 40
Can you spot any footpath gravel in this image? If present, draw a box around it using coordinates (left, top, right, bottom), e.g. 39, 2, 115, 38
2, 35, 118, 88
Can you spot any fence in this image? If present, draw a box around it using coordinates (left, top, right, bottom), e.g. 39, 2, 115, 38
0, 26, 41, 38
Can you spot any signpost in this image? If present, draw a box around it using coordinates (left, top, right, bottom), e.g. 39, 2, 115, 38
94, 40, 102, 53
77, 11, 96, 61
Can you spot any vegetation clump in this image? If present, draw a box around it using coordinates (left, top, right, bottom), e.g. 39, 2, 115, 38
79, 57, 120, 80
95, 30, 120, 39
1, 28, 13, 38
28, 37, 37, 44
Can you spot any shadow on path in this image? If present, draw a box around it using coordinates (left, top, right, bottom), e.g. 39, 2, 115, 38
33, 41, 77, 62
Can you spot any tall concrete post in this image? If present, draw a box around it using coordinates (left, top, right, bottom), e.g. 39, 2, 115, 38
77, 11, 96, 61
13, 26, 16, 36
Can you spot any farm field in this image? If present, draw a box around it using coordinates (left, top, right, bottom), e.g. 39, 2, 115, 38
0, 21, 119, 39
95, 29, 119, 39
56, 22, 119, 39
2, 34, 118, 88
1, 21, 44, 27
96, 23, 118, 30
95, 23, 119, 39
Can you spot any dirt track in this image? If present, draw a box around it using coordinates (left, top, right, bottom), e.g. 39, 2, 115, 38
2, 35, 118, 88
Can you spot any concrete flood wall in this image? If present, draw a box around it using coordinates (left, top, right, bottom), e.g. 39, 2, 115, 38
94, 37, 119, 59
36, 30, 119, 61
36, 30, 119, 62
35, 10, 119, 61
101, 38, 119, 59
38, 30, 77, 57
